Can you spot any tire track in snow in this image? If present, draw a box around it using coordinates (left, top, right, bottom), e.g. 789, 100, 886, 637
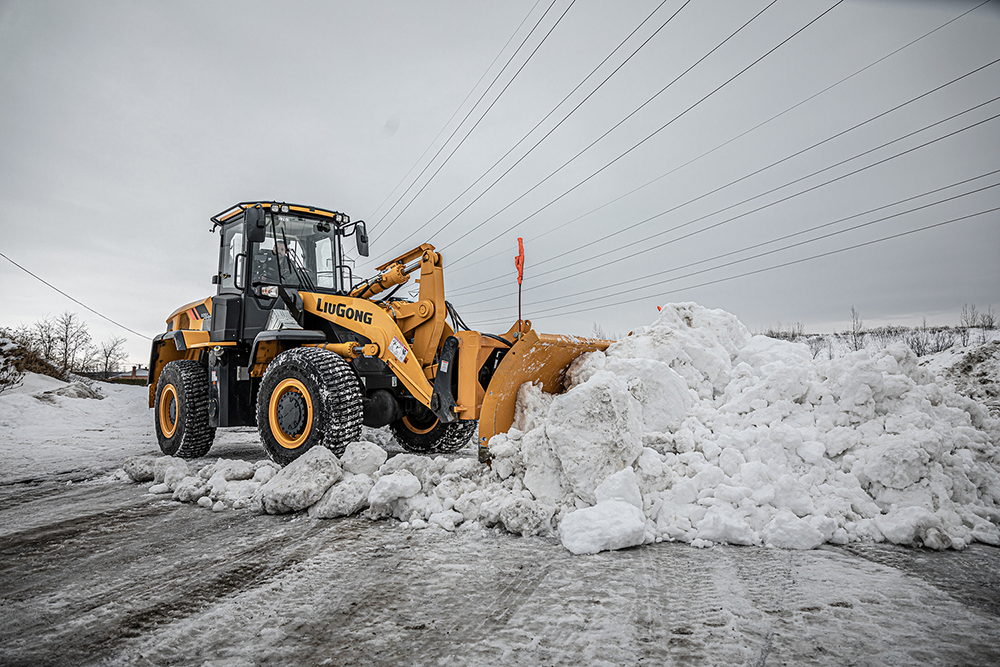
0, 485, 338, 666
8, 483, 999, 667
0, 500, 172, 575
844, 543, 1000, 617
717, 546, 793, 667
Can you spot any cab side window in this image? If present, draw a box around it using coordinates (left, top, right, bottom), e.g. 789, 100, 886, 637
220, 224, 243, 292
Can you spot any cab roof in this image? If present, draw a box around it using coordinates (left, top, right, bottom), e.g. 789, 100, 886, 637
211, 201, 351, 227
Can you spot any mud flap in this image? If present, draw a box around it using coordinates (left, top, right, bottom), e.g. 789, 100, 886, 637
430, 336, 459, 423
478, 324, 612, 462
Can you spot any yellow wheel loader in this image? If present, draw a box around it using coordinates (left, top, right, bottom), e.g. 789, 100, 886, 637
149, 201, 611, 465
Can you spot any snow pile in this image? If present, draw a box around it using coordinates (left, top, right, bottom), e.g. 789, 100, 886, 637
132, 454, 284, 512
120, 303, 1000, 555
0, 371, 150, 484
488, 303, 1000, 552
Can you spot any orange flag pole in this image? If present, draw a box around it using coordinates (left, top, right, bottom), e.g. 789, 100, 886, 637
515, 238, 525, 335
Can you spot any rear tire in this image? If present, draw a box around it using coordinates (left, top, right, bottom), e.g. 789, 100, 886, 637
257, 347, 362, 466
154, 360, 216, 458
391, 410, 477, 454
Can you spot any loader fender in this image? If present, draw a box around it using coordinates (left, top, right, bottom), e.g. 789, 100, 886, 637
148, 334, 202, 407
249, 329, 328, 376
478, 323, 612, 461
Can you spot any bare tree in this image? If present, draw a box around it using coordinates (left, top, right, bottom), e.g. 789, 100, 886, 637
763, 322, 805, 341
590, 322, 621, 340
98, 336, 129, 379
53, 311, 93, 375
868, 324, 907, 350
806, 336, 827, 359
847, 306, 866, 352
959, 322, 971, 347
32, 316, 58, 360
980, 305, 996, 330
960, 303, 979, 329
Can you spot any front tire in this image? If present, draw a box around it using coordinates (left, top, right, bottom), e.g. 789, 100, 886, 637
257, 347, 362, 466
154, 360, 216, 458
390, 409, 477, 454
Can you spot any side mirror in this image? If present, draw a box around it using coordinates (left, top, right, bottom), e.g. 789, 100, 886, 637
355, 221, 369, 257
246, 205, 266, 243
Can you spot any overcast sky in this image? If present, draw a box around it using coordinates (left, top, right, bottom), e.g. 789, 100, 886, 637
1, 0, 998, 365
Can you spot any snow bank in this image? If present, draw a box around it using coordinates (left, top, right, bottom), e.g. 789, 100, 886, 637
118, 303, 1000, 555
490, 303, 1000, 552
1, 371, 151, 484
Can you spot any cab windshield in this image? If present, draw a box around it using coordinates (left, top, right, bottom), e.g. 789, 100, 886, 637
252, 214, 342, 293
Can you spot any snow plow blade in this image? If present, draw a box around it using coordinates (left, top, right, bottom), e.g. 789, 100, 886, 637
478, 321, 613, 461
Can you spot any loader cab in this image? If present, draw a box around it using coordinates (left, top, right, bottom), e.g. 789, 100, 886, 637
209, 202, 369, 343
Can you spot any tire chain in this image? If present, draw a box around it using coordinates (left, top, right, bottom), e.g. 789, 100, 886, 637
288, 347, 362, 457
433, 420, 478, 454
166, 360, 216, 458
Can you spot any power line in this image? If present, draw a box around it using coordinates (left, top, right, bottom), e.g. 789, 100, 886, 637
0, 251, 153, 340
518, 98, 1000, 290
452, 84, 1000, 300
472, 204, 1000, 326
436, 0, 786, 264
445, 0, 992, 294
443, 0, 845, 267
368, 0, 560, 234
364, 0, 544, 225
371, 0, 575, 245
462, 173, 1000, 315
376, 0, 690, 259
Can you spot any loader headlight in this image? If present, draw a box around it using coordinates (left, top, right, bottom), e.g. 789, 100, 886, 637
280, 205, 289, 213
271, 204, 279, 212
259, 286, 279, 298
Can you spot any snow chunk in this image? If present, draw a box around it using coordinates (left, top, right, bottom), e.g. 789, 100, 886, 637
39, 382, 103, 400
594, 467, 643, 510
697, 505, 756, 546
499, 497, 553, 536
875, 506, 948, 549
309, 473, 375, 519
428, 509, 465, 532
259, 447, 343, 514
762, 510, 824, 550
542, 371, 644, 504
123, 456, 156, 483
200, 459, 255, 482
559, 499, 646, 555
340, 441, 388, 475
378, 454, 443, 492
153, 456, 189, 485
368, 470, 422, 507
172, 476, 208, 503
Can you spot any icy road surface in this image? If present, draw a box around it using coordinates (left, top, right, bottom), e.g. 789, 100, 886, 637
1, 472, 999, 666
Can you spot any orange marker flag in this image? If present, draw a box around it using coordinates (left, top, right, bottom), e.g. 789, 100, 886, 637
515, 237, 525, 285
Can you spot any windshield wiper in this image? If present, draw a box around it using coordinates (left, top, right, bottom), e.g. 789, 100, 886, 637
280, 229, 315, 292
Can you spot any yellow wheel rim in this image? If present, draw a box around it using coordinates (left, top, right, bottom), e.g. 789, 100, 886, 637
402, 415, 439, 435
159, 383, 178, 438
269, 378, 314, 449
